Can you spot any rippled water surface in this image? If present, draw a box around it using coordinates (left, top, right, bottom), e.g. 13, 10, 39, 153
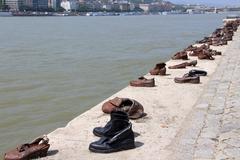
0, 13, 229, 154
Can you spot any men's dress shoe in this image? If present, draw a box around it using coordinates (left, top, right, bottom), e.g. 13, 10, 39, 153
168, 60, 197, 69
102, 97, 146, 119
89, 123, 135, 153
188, 69, 207, 77
150, 63, 166, 75
4, 135, 50, 160
93, 111, 129, 137
168, 62, 187, 69
174, 75, 200, 84
130, 77, 155, 87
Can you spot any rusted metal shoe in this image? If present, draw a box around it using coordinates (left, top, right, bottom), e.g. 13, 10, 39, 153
102, 97, 146, 119
130, 77, 155, 87
174, 75, 200, 84
4, 135, 50, 160
150, 63, 166, 75
168, 60, 197, 69
172, 51, 188, 60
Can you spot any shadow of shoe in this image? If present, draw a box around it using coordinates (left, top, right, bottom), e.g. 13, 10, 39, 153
47, 150, 59, 156
135, 141, 144, 148
134, 132, 140, 138
161, 73, 171, 76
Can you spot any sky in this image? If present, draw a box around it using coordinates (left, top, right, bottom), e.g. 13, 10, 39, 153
168, 0, 240, 7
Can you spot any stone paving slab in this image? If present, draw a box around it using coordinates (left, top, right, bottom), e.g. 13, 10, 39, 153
167, 27, 240, 160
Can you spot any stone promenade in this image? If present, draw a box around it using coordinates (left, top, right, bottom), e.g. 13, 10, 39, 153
168, 27, 240, 160
40, 23, 240, 160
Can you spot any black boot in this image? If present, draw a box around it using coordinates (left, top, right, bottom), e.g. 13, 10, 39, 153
93, 111, 129, 137
89, 123, 135, 153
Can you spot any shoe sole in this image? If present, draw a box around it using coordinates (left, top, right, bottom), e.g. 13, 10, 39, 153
93, 130, 103, 137
130, 84, 155, 87
89, 144, 135, 153
174, 79, 200, 84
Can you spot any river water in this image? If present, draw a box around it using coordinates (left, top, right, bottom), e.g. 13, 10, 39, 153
0, 13, 229, 154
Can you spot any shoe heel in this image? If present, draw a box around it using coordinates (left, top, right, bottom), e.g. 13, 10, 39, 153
123, 143, 135, 150
191, 60, 197, 67
190, 78, 200, 84
28, 145, 49, 159
39, 145, 50, 158
121, 139, 135, 150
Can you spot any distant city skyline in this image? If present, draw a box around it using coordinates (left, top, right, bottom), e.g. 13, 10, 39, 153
168, 0, 240, 7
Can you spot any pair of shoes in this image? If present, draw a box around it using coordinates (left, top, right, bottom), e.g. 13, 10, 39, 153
102, 97, 146, 119
149, 63, 166, 75
4, 135, 50, 160
174, 69, 207, 84
130, 76, 155, 87
89, 111, 135, 153
174, 75, 200, 84
168, 60, 197, 69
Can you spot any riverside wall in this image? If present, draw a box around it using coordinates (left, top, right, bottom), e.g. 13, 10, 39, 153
41, 19, 240, 160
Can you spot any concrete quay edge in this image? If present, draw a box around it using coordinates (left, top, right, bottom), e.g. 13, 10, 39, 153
41, 22, 240, 160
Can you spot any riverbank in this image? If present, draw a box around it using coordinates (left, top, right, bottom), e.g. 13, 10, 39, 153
1, 14, 228, 155
39, 20, 239, 159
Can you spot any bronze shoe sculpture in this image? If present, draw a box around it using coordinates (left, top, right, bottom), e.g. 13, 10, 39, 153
130, 77, 155, 87
172, 51, 188, 60
89, 121, 135, 153
174, 74, 200, 84
168, 60, 197, 69
4, 135, 50, 160
150, 63, 166, 75
102, 97, 146, 119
